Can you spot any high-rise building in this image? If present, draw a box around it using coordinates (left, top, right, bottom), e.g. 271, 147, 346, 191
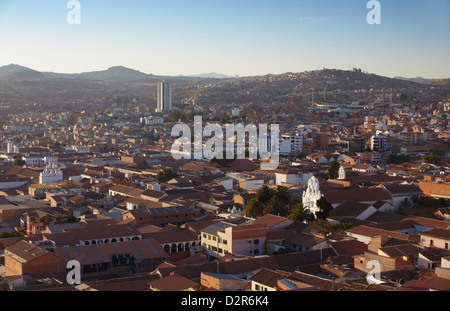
156, 81, 172, 112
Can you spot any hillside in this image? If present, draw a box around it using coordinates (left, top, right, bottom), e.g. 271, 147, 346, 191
0, 69, 45, 81
0, 65, 447, 106
427, 79, 450, 86
0, 64, 33, 74
394, 76, 439, 84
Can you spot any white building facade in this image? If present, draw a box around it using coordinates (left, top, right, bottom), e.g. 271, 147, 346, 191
302, 176, 323, 215
39, 158, 63, 184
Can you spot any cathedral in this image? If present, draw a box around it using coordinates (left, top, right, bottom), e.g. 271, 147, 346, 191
302, 175, 323, 215
39, 158, 63, 184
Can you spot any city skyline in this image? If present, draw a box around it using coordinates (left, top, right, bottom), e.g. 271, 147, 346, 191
0, 0, 449, 79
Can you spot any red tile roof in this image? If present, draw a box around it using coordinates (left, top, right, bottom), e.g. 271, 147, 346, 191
6, 240, 65, 263
253, 214, 291, 229
148, 274, 200, 291
322, 188, 391, 205
54, 238, 167, 265
330, 240, 368, 256
63, 224, 141, 241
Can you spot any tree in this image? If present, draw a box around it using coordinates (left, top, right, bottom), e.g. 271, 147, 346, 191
255, 185, 277, 205
311, 219, 333, 235
0, 231, 22, 239
13, 158, 26, 166
288, 203, 313, 223
244, 185, 297, 218
155, 168, 179, 183
397, 203, 406, 216
399, 94, 408, 101
422, 153, 441, 165
291, 152, 304, 162
326, 161, 340, 179
272, 248, 289, 255
245, 197, 265, 218
315, 197, 333, 220
264, 186, 294, 216
338, 222, 354, 233
209, 151, 234, 167
345, 169, 358, 177
389, 153, 410, 164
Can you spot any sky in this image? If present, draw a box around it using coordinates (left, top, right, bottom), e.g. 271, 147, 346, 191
0, 0, 449, 78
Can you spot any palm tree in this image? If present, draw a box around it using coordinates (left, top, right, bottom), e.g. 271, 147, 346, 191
244, 197, 264, 218
256, 185, 276, 204
288, 203, 313, 223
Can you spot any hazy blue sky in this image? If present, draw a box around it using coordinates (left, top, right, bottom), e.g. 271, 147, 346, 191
0, 0, 449, 78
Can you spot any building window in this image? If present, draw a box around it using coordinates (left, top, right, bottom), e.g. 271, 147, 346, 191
446, 243, 449, 250
254, 249, 259, 255
430, 240, 434, 246
223, 240, 228, 245
254, 239, 259, 245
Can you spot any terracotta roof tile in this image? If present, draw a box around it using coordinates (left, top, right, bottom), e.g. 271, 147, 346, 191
330, 240, 368, 256
54, 238, 167, 265
6, 240, 65, 262
420, 228, 450, 240
322, 187, 391, 205
249, 268, 291, 288
148, 274, 200, 291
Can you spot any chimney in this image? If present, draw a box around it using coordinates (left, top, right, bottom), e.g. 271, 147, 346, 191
368, 235, 390, 253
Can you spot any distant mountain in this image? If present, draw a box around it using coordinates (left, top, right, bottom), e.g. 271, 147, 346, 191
78, 66, 153, 81
394, 76, 439, 84
185, 72, 235, 79
0, 66, 445, 105
0, 63, 445, 85
0, 65, 45, 81
0, 64, 33, 74
43, 66, 154, 81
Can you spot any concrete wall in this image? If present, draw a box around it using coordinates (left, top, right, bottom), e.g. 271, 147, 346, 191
420, 235, 450, 249
5, 252, 66, 277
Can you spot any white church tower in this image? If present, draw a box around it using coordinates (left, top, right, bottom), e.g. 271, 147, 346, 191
7, 141, 19, 154
302, 176, 323, 215
338, 166, 346, 180
39, 158, 63, 184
